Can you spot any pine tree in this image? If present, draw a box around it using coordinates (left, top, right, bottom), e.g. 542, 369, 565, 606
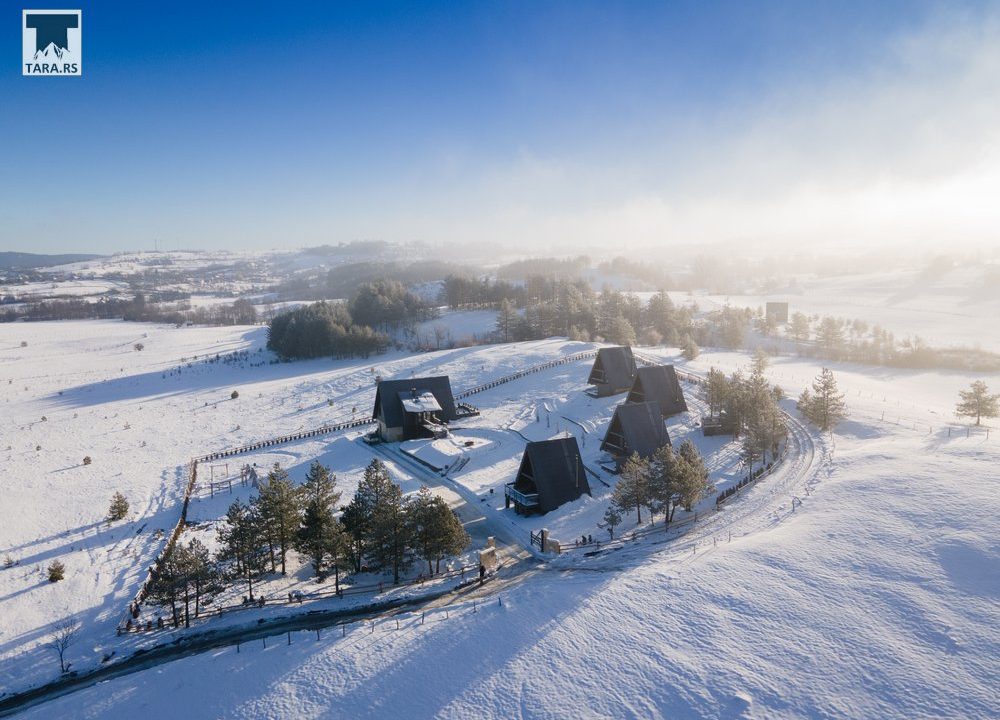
47, 560, 66, 583
255, 463, 301, 575
955, 380, 999, 426
675, 440, 713, 512
295, 461, 344, 582
705, 367, 728, 418
613, 453, 651, 525
600, 504, 622, 539
800, 368, 848, 431
184, 537, 219, 621
107, 492, 129, 522
217, 499, 268, 600
817, 317, 846, 359
408, 486, 470, 575
346, 459, 411, 583
790, 312, 811, 345
648, 444, 680, 530
148, 551, 183, 627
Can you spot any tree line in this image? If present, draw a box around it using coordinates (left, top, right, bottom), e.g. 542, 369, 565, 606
146, 459, 469, 628
267, 280, 437, 360
704, 351, 790, 473
1, 292, 258, 326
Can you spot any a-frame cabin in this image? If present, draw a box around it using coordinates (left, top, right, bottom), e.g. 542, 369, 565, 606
505, 437, 591, 515
601, 401, 670, 464
625, 365, 687, 418
587, 346, 637, 397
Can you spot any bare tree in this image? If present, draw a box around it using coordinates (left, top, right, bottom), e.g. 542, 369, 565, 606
48, 619, 80, 674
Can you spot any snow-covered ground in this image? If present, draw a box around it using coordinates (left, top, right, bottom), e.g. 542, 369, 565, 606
2, 319, 997, 718
668, 264, 1000, 352
0, 279, 130, 300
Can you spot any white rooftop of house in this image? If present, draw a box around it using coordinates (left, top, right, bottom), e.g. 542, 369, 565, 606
399, 390, 442, 414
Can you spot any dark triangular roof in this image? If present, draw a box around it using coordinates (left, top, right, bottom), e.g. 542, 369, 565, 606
373, 376, 457, 428
588, 346, 637, 390
601, 401, 670, 460
515, 437, 591, 513
626, 365, 687, 417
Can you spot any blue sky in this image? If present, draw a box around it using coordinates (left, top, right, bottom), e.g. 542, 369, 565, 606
2, 1, 998, 253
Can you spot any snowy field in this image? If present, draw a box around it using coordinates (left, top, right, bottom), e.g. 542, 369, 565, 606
668, 265, 1000, 352
1, 322, 691, 693
0, 279, 129, 300
1, 319, 998, 718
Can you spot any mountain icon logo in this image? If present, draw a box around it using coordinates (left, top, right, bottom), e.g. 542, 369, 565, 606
25, 13, 78, 58
22, 9, 82, 76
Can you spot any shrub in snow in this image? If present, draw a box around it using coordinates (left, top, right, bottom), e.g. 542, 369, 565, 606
82, 456, 92, 466
107, 492, 129, 522
231, 390, 239, 400
47, 560, 65, 582
20, 341, 27, 347
134, 343, 144, 351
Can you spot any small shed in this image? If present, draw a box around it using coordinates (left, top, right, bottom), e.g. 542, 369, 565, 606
626, 365, 687, 418
587, 346, 637, 397
601, 401, 670, 463
373, 376, 457, 442
765, 302, 789, 324
505, 437, 591, 515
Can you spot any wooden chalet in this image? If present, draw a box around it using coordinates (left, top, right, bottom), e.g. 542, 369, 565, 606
372, 376, 458, 442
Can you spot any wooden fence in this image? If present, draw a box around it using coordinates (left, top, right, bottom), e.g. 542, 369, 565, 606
454, 350, 598, 399
121, 562, 483, 633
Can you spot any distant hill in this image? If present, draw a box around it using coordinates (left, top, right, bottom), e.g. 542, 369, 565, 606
0, 252, 103, 269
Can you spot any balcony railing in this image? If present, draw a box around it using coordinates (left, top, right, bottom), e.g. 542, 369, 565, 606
504, 483, 539, 507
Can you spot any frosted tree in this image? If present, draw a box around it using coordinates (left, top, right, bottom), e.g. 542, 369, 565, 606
798, 368, 847, 431
955, 380, 999, 426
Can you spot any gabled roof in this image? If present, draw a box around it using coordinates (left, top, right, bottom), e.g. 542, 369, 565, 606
588, 346, 637, 389
601, 401, 670, 460
373, 376, 457, 428
515, 437, 591, 513
626, 365, 687, 417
